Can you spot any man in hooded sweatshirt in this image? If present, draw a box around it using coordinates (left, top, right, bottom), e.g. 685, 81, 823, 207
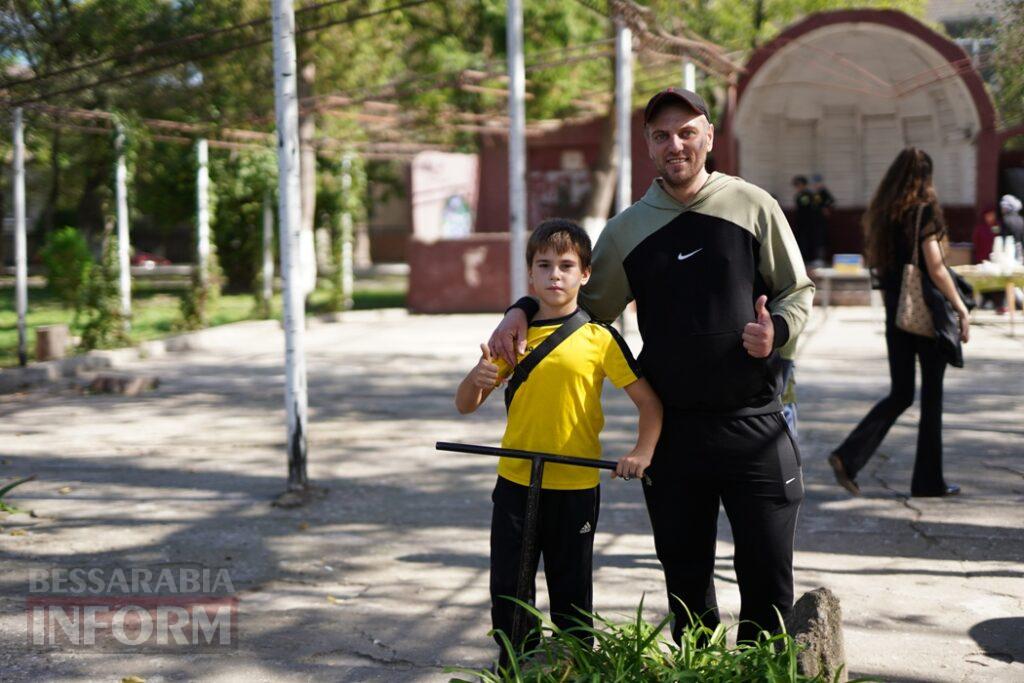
488, 88, 814, 644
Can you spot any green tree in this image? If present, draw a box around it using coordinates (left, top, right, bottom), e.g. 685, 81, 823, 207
75, 227, 129, 351
6, 0, 942, 296
208, 147, 278, 293
316, 153, 367, 311
0, 1, 190, 239
39, 226, 94, 308
647, 0, 925, 52
400, 1, 615, 221
990, 0, 1024, 146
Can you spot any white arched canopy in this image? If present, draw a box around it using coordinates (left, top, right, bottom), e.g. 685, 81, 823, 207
735, 22, 980, 209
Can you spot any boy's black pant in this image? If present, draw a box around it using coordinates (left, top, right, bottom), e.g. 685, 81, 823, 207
642, 411, 803, 645
490, 476, 599, 651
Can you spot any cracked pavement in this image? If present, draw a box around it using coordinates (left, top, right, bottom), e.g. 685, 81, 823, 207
0, 306, 1021, 682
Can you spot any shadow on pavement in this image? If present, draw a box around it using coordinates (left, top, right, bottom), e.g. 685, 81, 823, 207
968, 617, 1023, 664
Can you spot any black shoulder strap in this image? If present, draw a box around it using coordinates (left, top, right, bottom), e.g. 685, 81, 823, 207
504, 308, 590, 411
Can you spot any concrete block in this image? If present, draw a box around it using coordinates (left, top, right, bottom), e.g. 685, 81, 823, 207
0, 369, 30, 394
86, 374, 160, 396
35, 324, 69, 361
138, 340, 168, 358
62, 355, 114, 376
88, 348, 142, 366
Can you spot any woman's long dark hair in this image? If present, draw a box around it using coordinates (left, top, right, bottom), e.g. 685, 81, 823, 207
863, 147, 946, 274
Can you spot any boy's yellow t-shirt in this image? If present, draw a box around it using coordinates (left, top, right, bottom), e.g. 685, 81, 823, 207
492, 311, 641, 490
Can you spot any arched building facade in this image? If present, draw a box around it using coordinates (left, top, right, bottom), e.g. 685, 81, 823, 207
716, 9, 998, 251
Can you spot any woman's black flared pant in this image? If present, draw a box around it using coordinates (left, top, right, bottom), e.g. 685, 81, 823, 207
642, 411, 803, 645
833, 323, 949, 494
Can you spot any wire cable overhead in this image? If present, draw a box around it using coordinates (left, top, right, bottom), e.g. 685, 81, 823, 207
3, 0, 429, 107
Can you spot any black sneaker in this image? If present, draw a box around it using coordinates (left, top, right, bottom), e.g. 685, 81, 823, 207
911, 484, 961, 497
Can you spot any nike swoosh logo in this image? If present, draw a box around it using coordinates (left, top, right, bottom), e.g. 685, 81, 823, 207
677, 248, 702, 261
785, 477, 796, 485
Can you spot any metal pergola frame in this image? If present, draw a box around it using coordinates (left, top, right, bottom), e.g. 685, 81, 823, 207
5, 0, 740, 499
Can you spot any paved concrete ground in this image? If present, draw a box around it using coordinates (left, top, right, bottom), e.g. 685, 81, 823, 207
0, 306, 1021, 682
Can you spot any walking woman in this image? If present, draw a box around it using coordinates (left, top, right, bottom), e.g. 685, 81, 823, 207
828, 148, 970, 497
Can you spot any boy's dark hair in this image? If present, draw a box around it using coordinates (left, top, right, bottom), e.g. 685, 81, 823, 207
792, 175, 808, 187
526, 219, 592, 269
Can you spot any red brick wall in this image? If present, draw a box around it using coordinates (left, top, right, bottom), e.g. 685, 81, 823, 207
407, 234, 527, 313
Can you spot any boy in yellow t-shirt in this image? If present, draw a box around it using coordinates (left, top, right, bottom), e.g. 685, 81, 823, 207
455, 218, 663, 656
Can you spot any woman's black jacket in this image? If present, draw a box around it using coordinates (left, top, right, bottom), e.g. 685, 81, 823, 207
921, 265, 974, 368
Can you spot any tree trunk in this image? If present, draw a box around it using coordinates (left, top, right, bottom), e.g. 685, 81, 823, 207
297, 57, 318, 295
580, 95, 619, 238
579, 36, 621, 236
751, 0, 766, 50
76, 161, 108, 251
0, 157, 6, 267
42, 127, 62, 238
353, 219, 372, 270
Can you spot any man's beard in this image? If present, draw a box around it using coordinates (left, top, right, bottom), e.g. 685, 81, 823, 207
658, 139, 707, 188
659, 158, 704, 188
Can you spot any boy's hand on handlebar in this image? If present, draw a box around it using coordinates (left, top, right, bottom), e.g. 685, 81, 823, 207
613, 447, 653, 481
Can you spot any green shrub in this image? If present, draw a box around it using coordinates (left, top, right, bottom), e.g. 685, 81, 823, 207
448, 599, 863, 683
177, 242, 224, 331
39, 227, 94, 308
75, 229, 130, 351
209, 149, 277, 293
317, 154, 367, 313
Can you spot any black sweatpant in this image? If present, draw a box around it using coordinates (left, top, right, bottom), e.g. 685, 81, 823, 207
833, 318, 948, 494
642, 411, 803, 644
490, 476, 599, 651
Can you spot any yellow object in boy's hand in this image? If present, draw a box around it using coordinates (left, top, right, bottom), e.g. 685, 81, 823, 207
469, 343, 503, 390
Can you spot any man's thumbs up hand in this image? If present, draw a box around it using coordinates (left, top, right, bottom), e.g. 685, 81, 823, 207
754, 295, 771, 324
742, 295, 774, 358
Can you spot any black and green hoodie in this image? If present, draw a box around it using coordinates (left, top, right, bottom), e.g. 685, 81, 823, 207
579, 172, 814, 413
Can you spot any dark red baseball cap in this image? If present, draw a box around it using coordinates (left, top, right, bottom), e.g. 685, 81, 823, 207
643, 87, 710, 125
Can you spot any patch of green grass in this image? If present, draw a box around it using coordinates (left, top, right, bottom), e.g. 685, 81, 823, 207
0, 288, 71, 366
0, 286, 259, 367
0, 282, 406, 368
0, 475, 35, 514
306, 287, 406, 313
448, 598, 865, 683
